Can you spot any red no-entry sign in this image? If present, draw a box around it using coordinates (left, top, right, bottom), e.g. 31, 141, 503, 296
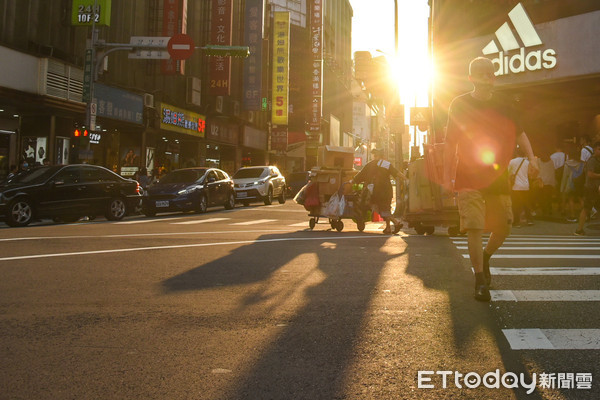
167, 34, 195, 60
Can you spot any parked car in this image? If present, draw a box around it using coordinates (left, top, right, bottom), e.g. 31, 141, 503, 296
0, 164, 141, 227
142, 167, 235, 216
233, 166, 286, 205
286, 171, 310, 197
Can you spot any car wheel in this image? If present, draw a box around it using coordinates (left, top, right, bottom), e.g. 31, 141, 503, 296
224, 192, 235, 210
6, 198, 34, 227
196, 194, 208, 213
105, 197, 127, 221
263, 187, 273, 205
277, 187, 286, 204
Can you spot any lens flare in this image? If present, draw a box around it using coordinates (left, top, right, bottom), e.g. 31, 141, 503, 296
481, 149, 496, 165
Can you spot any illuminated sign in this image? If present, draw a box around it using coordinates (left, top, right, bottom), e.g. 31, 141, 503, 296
482, 3, 557, 76
271, 12, 290, 126
160, 103, 206, 138
309, 0, 323, 132
71, 0, 111, 26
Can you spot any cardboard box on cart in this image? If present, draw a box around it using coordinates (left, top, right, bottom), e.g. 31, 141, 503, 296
317, 145, 355, 170
312, 168, 357, 203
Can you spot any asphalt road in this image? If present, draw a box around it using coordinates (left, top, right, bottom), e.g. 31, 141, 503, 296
0, 202, 598, 399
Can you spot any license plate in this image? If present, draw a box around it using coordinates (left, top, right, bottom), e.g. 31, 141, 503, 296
156, 200, 169, 208
236, 191, 247, 198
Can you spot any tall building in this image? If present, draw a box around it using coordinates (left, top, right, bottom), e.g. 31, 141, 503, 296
0, 0, 354, 179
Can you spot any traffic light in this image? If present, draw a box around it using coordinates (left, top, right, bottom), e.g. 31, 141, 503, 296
73, 128, 89, 146
201, 45, 250, 58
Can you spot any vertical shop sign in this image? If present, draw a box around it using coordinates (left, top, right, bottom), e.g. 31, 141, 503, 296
210, 0, 233, 96
271, 12, 290, 126
243, 0, 264, 110
309, 0, 323, 132
271, 126, 288, 152
162, 0, 188, 75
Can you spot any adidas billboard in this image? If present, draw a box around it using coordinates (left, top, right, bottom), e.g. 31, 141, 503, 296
482, 3, 557, 76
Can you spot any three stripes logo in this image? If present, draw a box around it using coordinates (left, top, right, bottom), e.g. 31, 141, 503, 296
482, 3, 557, 76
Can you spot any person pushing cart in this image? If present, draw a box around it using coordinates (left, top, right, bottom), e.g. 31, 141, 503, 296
351, 148, 406, 234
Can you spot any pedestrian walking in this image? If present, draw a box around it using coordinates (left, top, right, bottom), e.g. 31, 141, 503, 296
560, 146, 585, 222
508, 148, 533, 227
534, 153, 556, 217
575, 142, 600, 235
351, 148, 405, 234
443, 57, 538, 302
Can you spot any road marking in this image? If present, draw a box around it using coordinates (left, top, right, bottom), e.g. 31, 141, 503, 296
491, 290, 600, 302
452, 239, 600, 244
171, 218, 230, 225
463, 254, 600, 259
0, 235, 395, 261
0, 229, 291, 242
503, 329, 600, 350
289, 222, 308, 227
231, 219, 276, 225
456, 246, 600, 250
490, 267, 600, 275
451, 235, 600, 240
115, 217, 187, 224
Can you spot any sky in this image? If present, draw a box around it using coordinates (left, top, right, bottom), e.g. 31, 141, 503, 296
349, 0, 431, 107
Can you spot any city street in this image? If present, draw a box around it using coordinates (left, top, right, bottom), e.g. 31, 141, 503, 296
0, 202, 598, 399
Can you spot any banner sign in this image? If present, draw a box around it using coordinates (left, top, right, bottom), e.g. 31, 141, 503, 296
309, 0, 323, 132
71, 0, 111, 26
242, 0, 264, 110
271, 12, 290, 126
162, 0, 188, 75
210, 0, 233, 95
160, 102, 206, 138
92, 83, 143, 125
271, 126, 288, 151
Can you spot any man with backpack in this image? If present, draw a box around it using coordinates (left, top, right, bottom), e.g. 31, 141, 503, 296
575, 142, 600, 235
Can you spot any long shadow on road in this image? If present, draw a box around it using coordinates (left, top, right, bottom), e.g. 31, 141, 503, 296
162, 230, 398, 399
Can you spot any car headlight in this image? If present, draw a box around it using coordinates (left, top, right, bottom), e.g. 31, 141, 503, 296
178, 186, 200, 195
252, 178, 267, 186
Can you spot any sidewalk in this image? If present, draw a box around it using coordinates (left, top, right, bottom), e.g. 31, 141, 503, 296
510, 214, 600, 236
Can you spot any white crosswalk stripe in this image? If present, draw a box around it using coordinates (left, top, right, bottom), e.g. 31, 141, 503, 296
171, 218, 230, 225
450, 234, 600, 351
230, 219, 277, 226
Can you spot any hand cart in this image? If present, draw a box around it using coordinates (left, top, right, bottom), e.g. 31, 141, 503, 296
306, 182, 370, 232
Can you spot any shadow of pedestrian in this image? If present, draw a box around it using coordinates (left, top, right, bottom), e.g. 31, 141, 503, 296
161, 230, 400, 399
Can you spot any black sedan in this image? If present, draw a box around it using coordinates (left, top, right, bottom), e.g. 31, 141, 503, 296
0, 164, 141, 227
142, 167, 235, 216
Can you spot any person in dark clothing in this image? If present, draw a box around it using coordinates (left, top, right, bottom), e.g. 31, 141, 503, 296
352, 148, 405, 234
444, 57, 537, 302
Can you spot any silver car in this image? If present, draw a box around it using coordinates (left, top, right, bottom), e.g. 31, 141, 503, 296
233, 166, 286, 205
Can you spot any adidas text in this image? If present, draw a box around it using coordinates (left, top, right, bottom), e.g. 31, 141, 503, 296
492, 48, 557, 76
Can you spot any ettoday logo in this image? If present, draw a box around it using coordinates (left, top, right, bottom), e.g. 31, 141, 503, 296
482, 3, 557, 76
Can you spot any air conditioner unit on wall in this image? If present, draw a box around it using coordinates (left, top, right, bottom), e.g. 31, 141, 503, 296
143, 93, 154, 108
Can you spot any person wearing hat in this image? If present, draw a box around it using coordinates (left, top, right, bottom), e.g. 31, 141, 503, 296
352, 148, 405, 234
444, 57, 537, 302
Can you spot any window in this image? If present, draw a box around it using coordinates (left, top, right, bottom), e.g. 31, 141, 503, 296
54, 167, 80, 184
81, 166, 118, 183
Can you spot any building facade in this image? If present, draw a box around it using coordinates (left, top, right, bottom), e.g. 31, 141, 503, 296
431, 0, 600, 155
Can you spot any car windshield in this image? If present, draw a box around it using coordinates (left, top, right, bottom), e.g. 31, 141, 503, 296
159, 169, 206, 184
9, 166, 61, 185
233, 168, 266, 179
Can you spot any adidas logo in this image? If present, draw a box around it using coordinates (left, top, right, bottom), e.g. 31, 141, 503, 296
482, 3, 557, 76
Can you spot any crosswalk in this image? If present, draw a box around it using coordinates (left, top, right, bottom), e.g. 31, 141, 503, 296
114, 216, 388, 231
451, 234, 600, 350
